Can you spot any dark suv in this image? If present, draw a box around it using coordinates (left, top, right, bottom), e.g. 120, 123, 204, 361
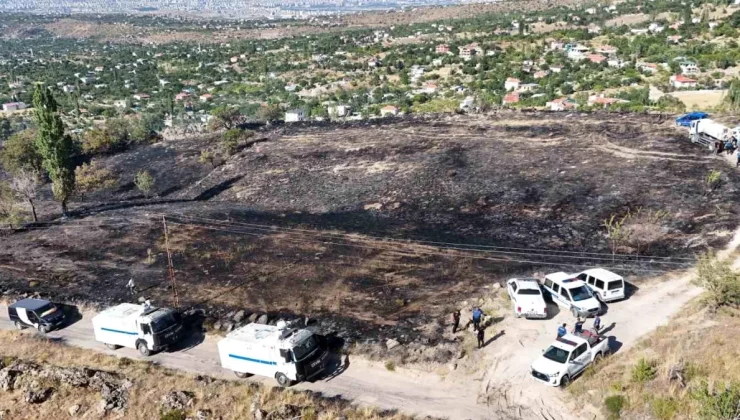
8, 298, 66, 333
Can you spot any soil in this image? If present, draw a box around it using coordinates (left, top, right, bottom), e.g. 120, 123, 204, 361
1, 111, 739, 359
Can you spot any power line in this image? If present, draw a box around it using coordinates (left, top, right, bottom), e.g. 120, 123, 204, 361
165, 213, 695, 266
164, 219, 684, 274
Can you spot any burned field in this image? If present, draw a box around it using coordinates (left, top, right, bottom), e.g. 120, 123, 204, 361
1, 113, 739, 357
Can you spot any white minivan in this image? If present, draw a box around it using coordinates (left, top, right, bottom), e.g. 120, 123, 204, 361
541, 272, 602, 318
575, 268, 625, 302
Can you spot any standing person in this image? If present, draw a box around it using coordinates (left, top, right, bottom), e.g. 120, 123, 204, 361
593, 314, 602, 333
452, 309, 461, 334
472, 307, 484, 331
557, 323, 567, 338
126, 278, 136, 297
477, 327, 485, 349
574, 318, 584, 334
737, 152, 740, 168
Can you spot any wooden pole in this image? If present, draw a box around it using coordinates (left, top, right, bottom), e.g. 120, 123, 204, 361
162, 215, 180, 309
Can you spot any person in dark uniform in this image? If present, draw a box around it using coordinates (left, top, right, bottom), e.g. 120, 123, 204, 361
477, 327, 485, 349
452, 309, 461, 334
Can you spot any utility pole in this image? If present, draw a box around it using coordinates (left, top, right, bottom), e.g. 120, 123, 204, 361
162, 215, 180, 309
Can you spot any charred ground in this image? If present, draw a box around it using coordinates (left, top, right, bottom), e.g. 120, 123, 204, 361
1, 112, 738, 360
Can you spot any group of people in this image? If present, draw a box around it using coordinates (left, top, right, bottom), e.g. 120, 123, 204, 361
557, 314, 602, 339
713, 136, 740, 167
451, 307, 488, 349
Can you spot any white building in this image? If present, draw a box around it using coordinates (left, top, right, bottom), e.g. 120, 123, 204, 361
504, 77, 521, 91
680, 63, 699, 75
2, 102, 26, 112
285, 109, 305, 122
670, 74, 697, 89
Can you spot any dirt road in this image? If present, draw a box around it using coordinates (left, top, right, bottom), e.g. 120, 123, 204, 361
0, 307, 489, 419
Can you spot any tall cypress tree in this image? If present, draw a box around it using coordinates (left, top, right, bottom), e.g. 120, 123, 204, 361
32, 85, 76, 216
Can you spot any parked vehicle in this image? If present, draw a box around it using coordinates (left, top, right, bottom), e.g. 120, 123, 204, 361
575, 268, 625, 302
541, 272, 601, 318
531, 332, 610, 387
506, 278, 548, 319
8, 298, 66, 333
675, 112, 708, 127
92, 303, 184, 356
689, 119, 738, 149
218, 321, 329, 387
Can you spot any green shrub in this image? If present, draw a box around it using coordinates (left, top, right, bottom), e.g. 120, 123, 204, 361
692, 380, 740, 420
631, 358, 657, 383
693, 251, 740, 310
384, 361, 396, 371
604, 394, 626, 419
652, 397, 679, 420
160, 409, 187, 420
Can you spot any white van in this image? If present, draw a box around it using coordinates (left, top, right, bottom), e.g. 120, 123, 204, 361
541, 272, 601, 318
218, 322, 329, 387
575, 268, 625, 302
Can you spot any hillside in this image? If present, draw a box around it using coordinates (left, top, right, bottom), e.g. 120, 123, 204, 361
0, 112, 738, 359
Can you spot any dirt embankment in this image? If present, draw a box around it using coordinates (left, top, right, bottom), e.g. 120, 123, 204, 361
0, 112, 738, 361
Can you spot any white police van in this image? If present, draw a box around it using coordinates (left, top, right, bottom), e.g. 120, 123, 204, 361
541, 272, 601, 318
574, 268, 625, 302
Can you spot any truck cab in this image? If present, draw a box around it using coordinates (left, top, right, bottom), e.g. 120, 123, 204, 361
219, 322, 329, 387
92, 303, 184, 356
531, 333, 610, 387
8, 298, 66, 333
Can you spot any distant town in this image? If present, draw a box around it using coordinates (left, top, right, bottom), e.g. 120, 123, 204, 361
0, 0, 493, 19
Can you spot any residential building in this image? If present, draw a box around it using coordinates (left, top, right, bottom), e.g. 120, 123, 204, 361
502, 92, 520, 105
550, 65, 563, 73
328, 104, 351, 117
2, 102, 26, 112
587, 54, 607, 64
546, 97, 577, 111
648, 23, 665, 33
637, 62, 659, 73
435, 44, 450, 54
504, 77, 521, 91
667, 35, 682, 44
133, 93, 150, 100
459, 43, 481, 60
199, 94, 214, 102
518, 83, 539, 93
534, 70, 549, 79
285, 109, 305, 122
175, 93, 190, 101
680, 62, 699, 75
670, 74, 697, 89
459, 96, 475, 111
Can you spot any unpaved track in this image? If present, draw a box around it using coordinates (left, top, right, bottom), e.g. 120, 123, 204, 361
0, 307, 489, 419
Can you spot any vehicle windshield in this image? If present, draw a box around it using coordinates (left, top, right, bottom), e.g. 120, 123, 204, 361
292, 335, 319, 361
608, 280, 623, 290
518, 289, 541, 296
542, 346, 569, 364
151, 311, 177, 333
569, 286, 593, 301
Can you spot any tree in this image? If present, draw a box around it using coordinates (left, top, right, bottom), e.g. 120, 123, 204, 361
82, 128, 121, 155
256, 105, 282, 122
724, 78, 740, 110
32, 85, 77, 215
9, 169, 40, 222
209, 106, 242, 131
0, 129, 43, 175
199, 150, 216, 168
0, 182, 24, 229
75, 161, 117, 202
0, 117, 11, 140
134, 170, 154, 198
221, 128, 241, 157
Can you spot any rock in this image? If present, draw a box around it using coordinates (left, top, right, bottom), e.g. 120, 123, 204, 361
213, 320, 222, 331
254, 409, 266, 420
448, 363, 457, 372
248, 313, 259, 323
195, 409, 212, 420
0, 368, 21, 391
267, 404, 300, 419
194, 375, 214, 386
221, 321, 234, 332
492, 283, 501, 290
386, 338, 400, 350
68, 404, 81, 417
161, 390, 195, 411
256, 314, 268, 325
24, 388, 53, 404
233, 310, 246, 323
137, 297, 146, 303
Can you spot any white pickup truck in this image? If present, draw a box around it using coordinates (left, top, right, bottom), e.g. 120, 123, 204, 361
530, 332, 610, 387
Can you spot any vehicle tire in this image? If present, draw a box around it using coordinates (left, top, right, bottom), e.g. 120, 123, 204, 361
594, 352, 603, 364
137, 341, 151, 357
275, 372, 292, 387
560, 375, 571, 388
14, 321, 25, 330
234, 371, 252, 379
38, 324, 49, 334
106, 343, 120, 350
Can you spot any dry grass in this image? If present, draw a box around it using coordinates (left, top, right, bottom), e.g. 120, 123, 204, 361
0, 330, 417, 420
668, 90, 727, 111
568, 301, 740, 419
